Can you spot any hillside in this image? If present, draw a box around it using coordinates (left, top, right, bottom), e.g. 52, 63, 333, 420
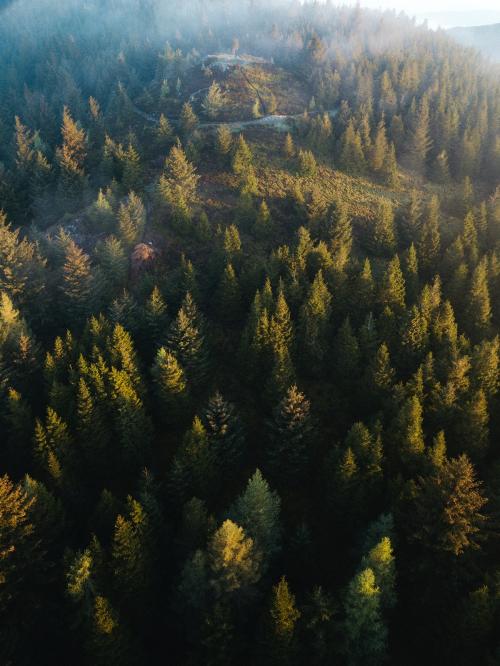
0, 2, 499, 665
448, 22, 500, 62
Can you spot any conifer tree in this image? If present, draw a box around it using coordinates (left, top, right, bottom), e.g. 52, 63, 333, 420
418, 195, 441, 274
466, 259, 491, 338
216, 262, 242, 323
117, 191, 146, 247
343, 568, 387, 666
339, 120, 365, 173
208, 520, 260, 596
112, 496, 153, 608
152, 347, 188, 418
142, 285, 168, 349
392, 394, 425, 467
59, 238, 93, 324
158, 143, 199, 223
284, 132, 295, 159
299, 270, 332, 371
371, 118, 389, 173
56, 106, 87, 196
202, 82, 227, 120
408, 96, 432, 173
379, 255, 405, 312
0, 474, 46, 659
121, 142, 142, 192
180, 102, 198, 136
267, 576, 301, 664
372, 200, 396, 255
360, 537, 396, 610
267, 385, 312, 484
216, 124, 232, 162
230, 469, 281, 569
254, 199, 273, 238
407, 454, 486, 557
204, 392, 245, 483
167, 292, 209, 388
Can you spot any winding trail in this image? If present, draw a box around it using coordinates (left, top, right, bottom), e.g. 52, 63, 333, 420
132, 102, 337, 134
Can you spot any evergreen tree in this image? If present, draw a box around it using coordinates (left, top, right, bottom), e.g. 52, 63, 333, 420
117, 191, 146, 247
57, 107, 87, 185
343, 568, 387, 666
267, 385, 312, 485
202, 82, 227, 120
167, 292, 209, 388
230, 469, 281, 569
379, 255, 405, 312
208, 520, 260, 596
418, 195, 441, 274
158, 143, 199, 223
372, 200, 396, 255
152, 347, 188, 418
299, 270, 332, 371
204, 392, 245, 484
267, 576, 301, 664
58, 238, 93, 324
339, 120, 365, 173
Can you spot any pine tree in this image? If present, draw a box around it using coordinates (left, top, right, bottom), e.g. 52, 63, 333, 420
202, 81, 227, 120
156, 113, 173, 150
283, 132, 295, 159
408, 96, 432, 173
56, 106, 87, 196
408, 454, 486, 557
299, 270, 332, 371
112, 496, 153, 608
216, 124, 232, 161
466, 259, 491, 339
152, 347, 188, 418
121, 142, 143, 192
254, 200, 273, 238
142, 285, 168, 349
360, 537, 396, 610
216, 262, 242, 323
343, 568, 387, 666
230, 469, 281, 568
267, 576, 301, 664
0, 475, 48, 660
180, 102, 198, 135
298, 149, 317, 176
339, 120, 365, 173
60, 238, 93, 326
392, 395, 425, 467
372, 200, 396, 255
208, 520, 260, 596
267, 385, 312, 484
158, 143, 199, 223
371, 118, 389, 173
418, 195, 441, 274
167, 292, 209, 388
381, 142, 399, 187
329, 202, 352, 273
117, 191, 146, 247
204, 392, 245, 483
379, 255, 405, 312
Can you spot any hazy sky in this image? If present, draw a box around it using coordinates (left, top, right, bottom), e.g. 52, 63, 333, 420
340, 0, 500, 27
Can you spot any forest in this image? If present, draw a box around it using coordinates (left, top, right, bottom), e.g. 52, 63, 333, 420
0, 0, 499, 664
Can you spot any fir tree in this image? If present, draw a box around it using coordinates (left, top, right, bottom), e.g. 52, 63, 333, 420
267, 385, 312, 484
202, 82, 227, 120
343, 568, 387, 666
152, 347, 188, 418
230, 469, 281, 568
267, 576, 301, 664
117, 191, 146, 247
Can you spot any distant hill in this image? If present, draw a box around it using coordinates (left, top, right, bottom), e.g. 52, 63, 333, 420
448, 23, 500, 62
